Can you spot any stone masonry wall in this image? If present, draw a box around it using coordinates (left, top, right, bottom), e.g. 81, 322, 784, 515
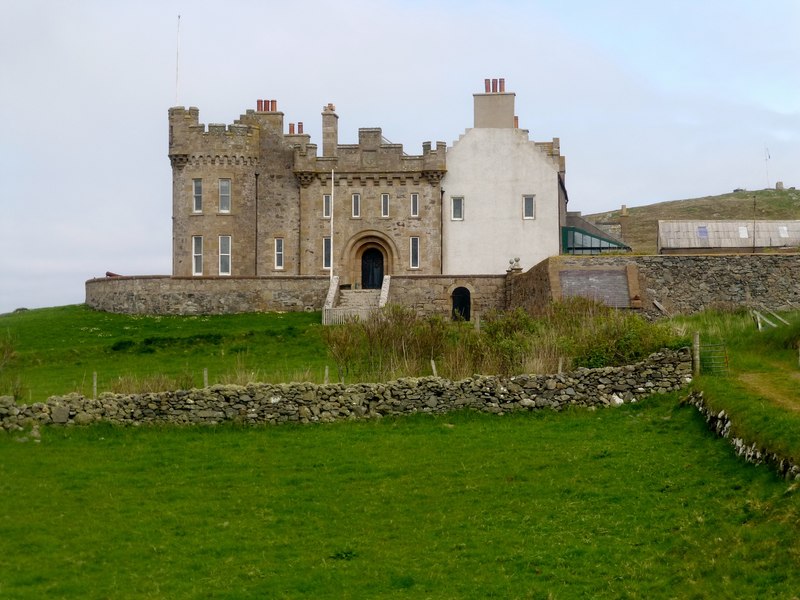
1, 349, 691, 430
387, 275, 507, 319
85, 276, 330, 315
86, 254, 800, 317
514, 254, 800, 318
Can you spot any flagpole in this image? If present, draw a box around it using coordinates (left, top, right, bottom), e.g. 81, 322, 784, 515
330, 168, 334, 281
175, 14, 181, 106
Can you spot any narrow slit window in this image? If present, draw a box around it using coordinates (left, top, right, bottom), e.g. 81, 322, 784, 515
219, 235, 231, 275
410, 193, 419, 217
410, 237, 420, 269
275, 238, 284, 269
323, 237, 332, 269
192, 236, 203, 275
192, 179, 202, 213
219, 179, 231, 213
352, 193, 361, 218
323, 194, 331, 218
381, 193, 390, 218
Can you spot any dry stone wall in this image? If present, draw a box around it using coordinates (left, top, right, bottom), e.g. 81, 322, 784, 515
683, 390, 800, 481
1, 349, 691, 431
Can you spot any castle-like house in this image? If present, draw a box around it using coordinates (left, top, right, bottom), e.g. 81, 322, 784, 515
168, 79, 565, 288
87, 79, 587, 319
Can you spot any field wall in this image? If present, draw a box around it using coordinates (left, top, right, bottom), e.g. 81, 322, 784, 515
1, 349, 691, 430
684, 390, 800, 481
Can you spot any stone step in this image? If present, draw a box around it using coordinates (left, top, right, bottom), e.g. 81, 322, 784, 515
337, 289, 381, 309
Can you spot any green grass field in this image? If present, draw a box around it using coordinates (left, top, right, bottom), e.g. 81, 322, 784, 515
3, 305, 800, 598
1, 305, 330, 401
3, 398, 800, 599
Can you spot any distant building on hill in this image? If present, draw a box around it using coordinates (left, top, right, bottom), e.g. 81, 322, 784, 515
657, 220, 800, 254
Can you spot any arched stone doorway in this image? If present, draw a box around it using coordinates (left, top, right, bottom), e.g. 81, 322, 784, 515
344, 231, 397, 289
452, 286, 471, 321
361, 248, 384, 289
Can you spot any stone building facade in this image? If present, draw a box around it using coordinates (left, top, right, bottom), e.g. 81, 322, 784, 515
168, 79, 562, 291
89, 79, 574, 318
169, 100, 447, 287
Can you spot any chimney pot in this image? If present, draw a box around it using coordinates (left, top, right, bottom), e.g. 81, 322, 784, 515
492, 79, 498, 93
514, 116, 519, 128
499, 78, 505, 92
484, 78, 491, 93
271, 100, 277, 112
257, 99, 263, 111
298, 121, 304, 134
289, 123, 295, 135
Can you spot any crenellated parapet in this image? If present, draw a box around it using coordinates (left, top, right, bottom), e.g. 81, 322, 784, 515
168, 106, 260, 169
292, 128, 446, 186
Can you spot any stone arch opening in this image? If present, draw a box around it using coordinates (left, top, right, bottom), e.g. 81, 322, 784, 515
343, 231, 398, 289
451, 286, 471, 321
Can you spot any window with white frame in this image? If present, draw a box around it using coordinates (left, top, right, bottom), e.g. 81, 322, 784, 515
779, 226, 789, 238
410, 237, 420, 269
275, 237, 284, 269
451, 196, 464, 220
381, 193, 390, 218
323, 194, 331, 218
352, 193, 361, 218
192, 236, 203, 275
410, 193, 419, 217
738, 226, 749, 239
192, 179, 202, 213
219, 235, 231, 275
323, 237, 332, 269
523, 195, 536, 219
219, 179, 231, 213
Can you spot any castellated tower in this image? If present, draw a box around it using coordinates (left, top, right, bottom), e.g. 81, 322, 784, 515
169, 99, 447, 287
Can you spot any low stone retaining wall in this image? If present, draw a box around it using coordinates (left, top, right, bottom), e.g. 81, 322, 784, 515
1, 349, 691, 431
85, 275, 330, 315
683, 390, 800, 480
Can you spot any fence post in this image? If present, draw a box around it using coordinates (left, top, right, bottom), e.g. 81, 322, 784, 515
324, 365, 329, 385
430, 359, 438, 378
693, 331, 700, 377
203, 368, 209, 388
93, 371, 97, 400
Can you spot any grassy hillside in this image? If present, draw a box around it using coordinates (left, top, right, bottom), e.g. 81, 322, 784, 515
0, 305, 330, 401
586, 188, 800, 254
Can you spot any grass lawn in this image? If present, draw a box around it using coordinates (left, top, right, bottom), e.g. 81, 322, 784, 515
1, 305, 330, 402
675, 310, 800, 463
3, 396, 800, 599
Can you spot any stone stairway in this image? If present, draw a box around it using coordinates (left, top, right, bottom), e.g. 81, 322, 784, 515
337, 289, 381, 310
325, 289, 381, 324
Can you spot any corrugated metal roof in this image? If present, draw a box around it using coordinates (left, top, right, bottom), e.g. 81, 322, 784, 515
657, 220, 800, 250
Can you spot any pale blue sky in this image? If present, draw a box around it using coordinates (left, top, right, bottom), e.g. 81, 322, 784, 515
1, 0, 797, 312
